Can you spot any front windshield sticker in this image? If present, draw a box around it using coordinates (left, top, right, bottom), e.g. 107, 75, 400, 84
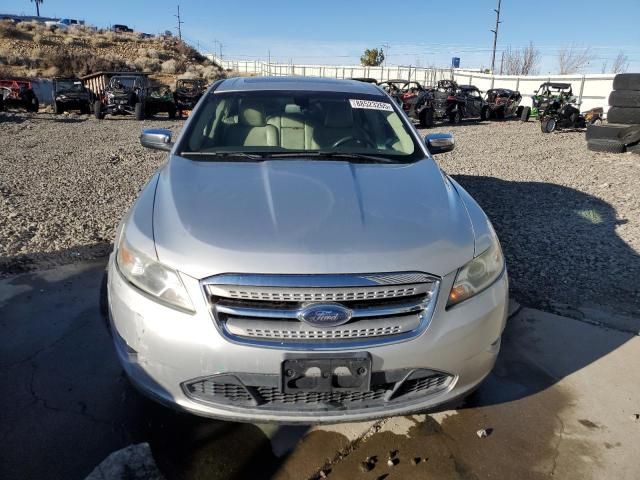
349, 99, 393, 111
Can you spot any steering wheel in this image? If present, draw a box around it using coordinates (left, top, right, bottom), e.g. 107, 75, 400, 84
331, 136, 375, 149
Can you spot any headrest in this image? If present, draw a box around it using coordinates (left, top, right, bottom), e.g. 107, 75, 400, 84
324, 102, 353, 128
284, 104, 301, 114
239, 99, 266, 127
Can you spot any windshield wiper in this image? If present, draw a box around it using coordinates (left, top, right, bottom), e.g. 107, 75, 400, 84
261, 151, 398, 163
179, 151, 266, 160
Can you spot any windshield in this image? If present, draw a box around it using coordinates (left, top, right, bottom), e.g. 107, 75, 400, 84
109, 77, 139, 89
180, 90, 420, 160
56, 80, 84, 93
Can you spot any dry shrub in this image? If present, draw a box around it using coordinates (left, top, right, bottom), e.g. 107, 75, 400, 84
63, 36, 76, 45
42, 51, 129, 77
91, 37, 112, 48
43, 66, 60, 77
16, 21, 39, 32
0, 22, 33, 41
146, 48, 159, 59
135, 56, 161, 73
161, 59, 178, 74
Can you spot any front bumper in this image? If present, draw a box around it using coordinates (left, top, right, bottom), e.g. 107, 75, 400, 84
107, 256, 508, 423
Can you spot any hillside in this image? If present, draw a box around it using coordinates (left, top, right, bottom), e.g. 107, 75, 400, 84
0, 19, 221, 84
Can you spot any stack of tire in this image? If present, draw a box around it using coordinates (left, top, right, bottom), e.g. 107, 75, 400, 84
587, 73, 640, 154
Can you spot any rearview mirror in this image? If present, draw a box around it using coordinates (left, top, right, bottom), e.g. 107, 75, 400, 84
140, 128, 173, 151
425, 133, 455, 155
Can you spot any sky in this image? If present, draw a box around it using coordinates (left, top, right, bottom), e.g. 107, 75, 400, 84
7, 0, 640, 73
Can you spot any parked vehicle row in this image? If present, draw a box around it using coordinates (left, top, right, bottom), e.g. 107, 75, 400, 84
0, 73, 208, 120
367, 78, 522, 128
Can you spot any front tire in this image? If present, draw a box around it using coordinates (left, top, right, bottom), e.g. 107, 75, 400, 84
54, 101, 62, 114
448, 108, 462, 124
28, 96, 39, 113
541, 117, 557, 133
480, 105, 489, 121
419, 108, 434, 128
134, 102, 144, 120
520, 106, 531, 122
94, 100, 104, 119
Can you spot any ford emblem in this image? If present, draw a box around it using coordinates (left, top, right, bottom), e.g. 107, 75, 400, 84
298, 303, 352, 328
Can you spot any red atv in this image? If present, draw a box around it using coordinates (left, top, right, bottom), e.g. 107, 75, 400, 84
0, 79, 39, 112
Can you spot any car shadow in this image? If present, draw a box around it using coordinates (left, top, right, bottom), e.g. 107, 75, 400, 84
451, 175, 640, 318
442, 175, 639, 410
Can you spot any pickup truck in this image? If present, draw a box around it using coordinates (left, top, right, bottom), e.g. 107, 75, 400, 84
44, 18, 82, 30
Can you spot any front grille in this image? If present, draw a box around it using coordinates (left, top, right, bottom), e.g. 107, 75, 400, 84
220, 287, 419, 302
184, 372, 452, 410
202, 272, 440, 348
243, 325, 402, 340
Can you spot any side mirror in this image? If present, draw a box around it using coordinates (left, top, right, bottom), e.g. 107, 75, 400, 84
425, 133, 455, 155
140, 128, 173, 151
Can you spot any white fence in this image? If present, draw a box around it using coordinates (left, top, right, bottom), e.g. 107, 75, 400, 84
208, 56, 615, 113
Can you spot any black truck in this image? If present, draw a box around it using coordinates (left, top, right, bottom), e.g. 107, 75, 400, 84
53, 77, 92, 114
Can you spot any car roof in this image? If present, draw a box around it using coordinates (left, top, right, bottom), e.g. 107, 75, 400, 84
216, 76, 385, 96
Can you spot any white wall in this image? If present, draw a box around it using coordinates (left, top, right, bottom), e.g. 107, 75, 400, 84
207, 56, 614, 113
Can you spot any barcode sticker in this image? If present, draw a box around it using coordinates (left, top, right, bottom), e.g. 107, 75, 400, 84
349, 99, 394, 111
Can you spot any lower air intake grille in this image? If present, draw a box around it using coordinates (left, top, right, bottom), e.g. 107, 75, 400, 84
183, 372, 453, 410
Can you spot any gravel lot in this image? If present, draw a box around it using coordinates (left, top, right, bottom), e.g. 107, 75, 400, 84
1, 112, 639, 316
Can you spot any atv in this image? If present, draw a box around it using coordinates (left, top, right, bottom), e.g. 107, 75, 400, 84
418, 81, 488, 127
173, 79, 205, 117
539, 93, 603, 134
94, 74, 149, 120
521, 82, 572, 122
146, 86, 177, 119
485, 88, 522, 119
52, 77, 92, 114
379, 80, 425, 109
0, 79, 39, 112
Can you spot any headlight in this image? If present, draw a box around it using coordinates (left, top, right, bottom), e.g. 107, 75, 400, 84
447, 228, 505, 307
116, 234, 195, 313
57, 95, 67, 100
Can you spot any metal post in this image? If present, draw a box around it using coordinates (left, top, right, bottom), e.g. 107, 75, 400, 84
578, 75, 586, 106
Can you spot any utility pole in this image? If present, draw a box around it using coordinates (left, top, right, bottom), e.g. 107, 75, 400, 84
382, 43, 391, 67
213, 39, 223, 62
175, 5, 184, 40
490, 0, 502, 73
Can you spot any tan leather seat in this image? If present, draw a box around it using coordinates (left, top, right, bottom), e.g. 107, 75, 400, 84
224, 99, 279, 147
269, 104, 319, 150
313, 102, 356, 149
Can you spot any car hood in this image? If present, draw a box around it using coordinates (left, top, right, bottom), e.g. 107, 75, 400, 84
153, 156, 475, 279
